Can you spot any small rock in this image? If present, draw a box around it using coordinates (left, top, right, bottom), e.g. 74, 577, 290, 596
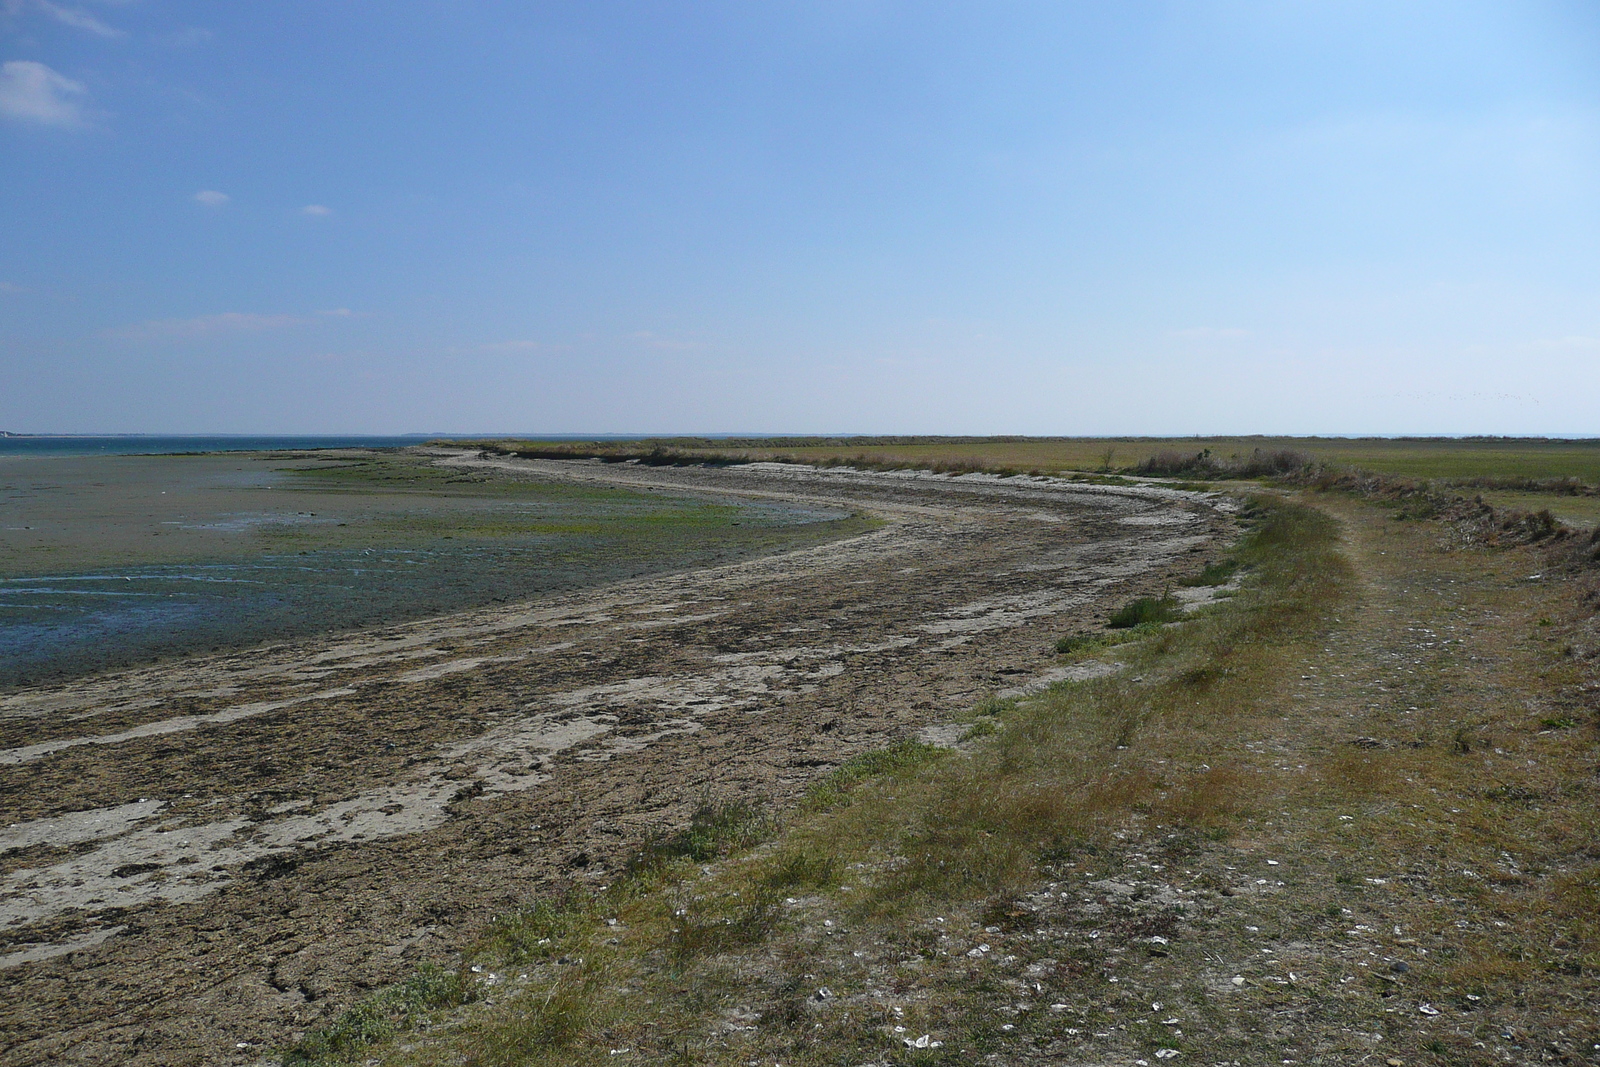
813, 986, 832, 1001
1231, 976, 1246, 986
1418, 1003, 1440, 1016
1155, 1050, 1181, 1061
1390, 961, 1410, 974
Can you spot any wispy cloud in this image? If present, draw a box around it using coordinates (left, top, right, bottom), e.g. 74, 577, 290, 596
35, 0, 121, 37
105, 312, 313, 342
0, 60, 88, 127
193, 189, 229, 208
301, 204, 332, 217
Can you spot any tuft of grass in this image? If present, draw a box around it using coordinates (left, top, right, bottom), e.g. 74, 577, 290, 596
959, 717, 998, 741
280, 964, 475, 1066
802, 738, 947, 812
1107, 594, 1184, 628
625, 799, 774, 875
475, 896, 596, 966
465, 966, 603, 1067
1179, 558, 1240, 586
1055, 621, 1165, 654
761, 849, 840, 891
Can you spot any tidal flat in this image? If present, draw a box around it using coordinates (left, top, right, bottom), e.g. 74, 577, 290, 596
0, 449, 864, 687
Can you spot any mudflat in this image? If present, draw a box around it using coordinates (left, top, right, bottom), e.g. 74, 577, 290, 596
0, 455, 1231, 1066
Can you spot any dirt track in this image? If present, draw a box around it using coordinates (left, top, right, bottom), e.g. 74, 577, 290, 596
0, 457, 1234, 1066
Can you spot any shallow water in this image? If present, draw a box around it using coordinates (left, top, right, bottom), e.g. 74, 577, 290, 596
0, 451, 860, 686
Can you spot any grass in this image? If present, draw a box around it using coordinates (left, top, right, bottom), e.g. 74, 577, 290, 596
447, 435, 1600, 485
1106, 594, 1184, 628
1179, 558, 1240, 586
280, 965, 476, 1066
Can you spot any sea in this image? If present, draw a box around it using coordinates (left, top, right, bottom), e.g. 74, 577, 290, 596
0, 435, 437, 457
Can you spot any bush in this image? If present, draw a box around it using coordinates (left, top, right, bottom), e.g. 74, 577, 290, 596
1135, 448, 1313, 479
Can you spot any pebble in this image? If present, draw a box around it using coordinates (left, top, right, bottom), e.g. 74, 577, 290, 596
1231, 976, 1246, 986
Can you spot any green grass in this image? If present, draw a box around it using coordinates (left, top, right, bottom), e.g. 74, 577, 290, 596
281, 965, 476, 1065
801, 738, 948, 812
447, 435, 1600, 485
1178, 558, 1240, 586
1106, 594, 1184, 628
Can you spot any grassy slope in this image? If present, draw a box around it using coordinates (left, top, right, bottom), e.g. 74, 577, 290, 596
283, 482, 1600, 1066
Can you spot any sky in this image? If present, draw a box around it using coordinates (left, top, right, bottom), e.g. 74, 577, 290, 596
3, 1, 1600, 436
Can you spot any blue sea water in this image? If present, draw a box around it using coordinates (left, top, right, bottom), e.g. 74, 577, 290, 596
0, 435, 434, 457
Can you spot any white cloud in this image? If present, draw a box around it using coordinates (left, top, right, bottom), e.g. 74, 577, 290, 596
0, 60, 87, 127
193, 189, 229, 207
301, 204, 332, 217
35, 0, 121, 37
105, 312, 312, 342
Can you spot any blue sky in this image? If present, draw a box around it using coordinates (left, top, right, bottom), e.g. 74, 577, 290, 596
3, 2, 1599, 435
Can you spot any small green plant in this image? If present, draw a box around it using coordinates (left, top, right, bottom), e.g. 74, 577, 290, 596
1107, 595, 1183, 629
1539, 716, 1578, 731
1057, 621, 1168, 654
1179, 559, 1240, 587
960, 717, 998, 741
803, 739, 945, 811
627, 800, 773, 874
476, 896, 592, 965
1055, 631, 1101, 654
762, 849, 840, 890
281, 964, 475, 1065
